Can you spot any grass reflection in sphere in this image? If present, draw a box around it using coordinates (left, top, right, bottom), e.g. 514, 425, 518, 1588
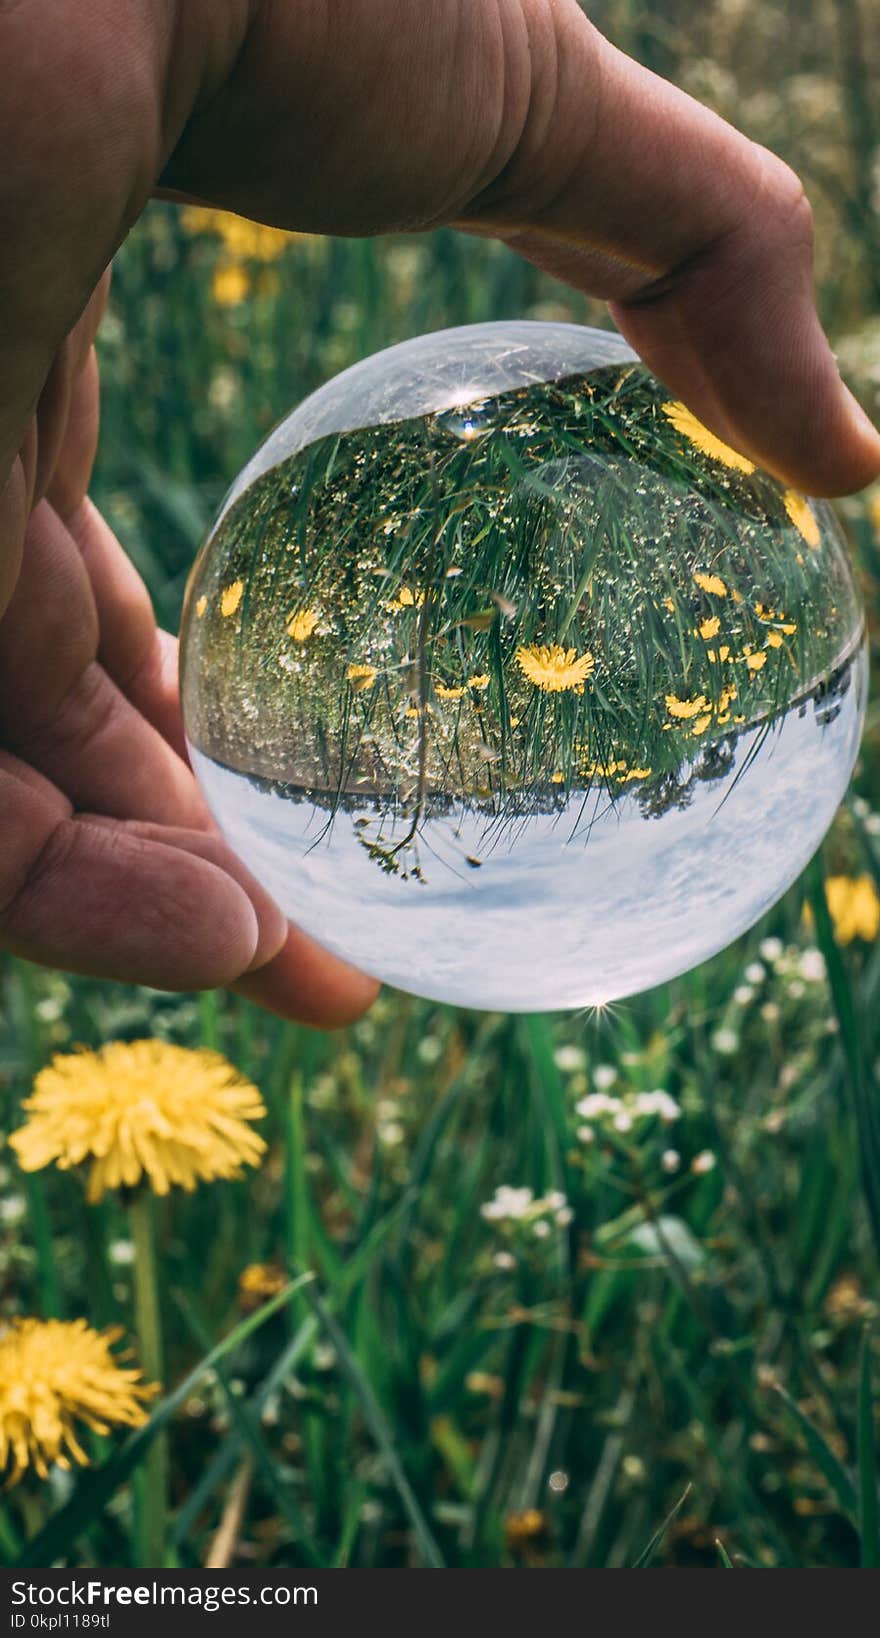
180, 322, 867, 1010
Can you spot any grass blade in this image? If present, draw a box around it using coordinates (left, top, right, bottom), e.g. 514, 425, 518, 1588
632, 1483, 692, 1568
858, 1331, 879, 1568
301, 1281, 445, 1568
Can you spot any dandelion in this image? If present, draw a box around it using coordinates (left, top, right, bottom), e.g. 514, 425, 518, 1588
10, 1040, 267, 1201
698, 616, 721, 640
783, 489, 820, 549
181, 207, 295, 263
0, 1318, 156, 1485
346, 662, 376, 691
823, 875, 880, 944
666, 693, 709, 720
388, 586, 425, 611
287, 607, 320, 642
220, 579, 244, 618
516, 644, 595, 693
690, 714, 712, 736
211, 264, 250, 307
467, 673, 490, 691
195, 595, 207, 619
693, 571, 728, 598
238, 1263, 287, 1313
662, 402, 756, 473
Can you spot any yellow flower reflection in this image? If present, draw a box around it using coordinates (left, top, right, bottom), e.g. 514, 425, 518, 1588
346, 663, 376, 691
783, 490, 820, 549
287, 607, 320, 642
693, 571, 728, 598
195, 595, 208, 619
663, 401, 755, 474
10, 1041, 267, 1201
665, 693, 709, 720
0, 1319, 157, 1485
220, 580, 244, 618
516, 644, 595, 693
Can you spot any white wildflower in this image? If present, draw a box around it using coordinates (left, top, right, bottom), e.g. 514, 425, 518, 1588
692, 1150, 717, 1175
799, 948, 827, 983
553, 1044, 586, 1073
661, 1150, 681, 1174
759, 937, 784, 964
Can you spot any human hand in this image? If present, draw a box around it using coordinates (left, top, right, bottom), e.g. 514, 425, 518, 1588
2, 0, 878, 1021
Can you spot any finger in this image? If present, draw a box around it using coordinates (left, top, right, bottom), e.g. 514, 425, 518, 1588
233, 924, 381, 1029
0, 501, 207, 826
0, 752, 264, 989
70, 499, 189, 757
77, 814, 288, 975
458, 11, 880, 496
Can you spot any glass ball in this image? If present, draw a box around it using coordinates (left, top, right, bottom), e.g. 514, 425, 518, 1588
180, 321, 867, 1010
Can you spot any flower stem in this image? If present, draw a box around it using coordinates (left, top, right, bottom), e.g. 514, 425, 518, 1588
129, 1189, 167, 1568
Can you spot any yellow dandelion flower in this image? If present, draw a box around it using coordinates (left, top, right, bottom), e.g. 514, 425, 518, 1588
516, 644, 595, 693
693, 571, 728, 598
662, 596, 675, 612
707, 644, 732, 665
287, 607, 320, 642
346, 662, 376, 691
195, 595, 208, 619
765, 630, 784, 649
663, 401, 755, 474
717, 712, 731, 725
435, 683, 466, 700
698, 616, 721, 640
550, 771, 565, 784
388, 586, 425, 611
212, 263, 250, 307
0, 1318, 157, 1485
666, 693, 709, 720
10, 1041, 266, 1202
238, 1262, 287, 1313
783, 489, 820, 549
824, 875, 880, 944
468, 673, 491, 691
691, 714, 713, 736
719, 685, 738, 711
220, 580, 244, 618
745, 650, 767, 671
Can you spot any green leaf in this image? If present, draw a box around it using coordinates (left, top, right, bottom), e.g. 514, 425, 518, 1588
775, 1383, 858, 1524
632, 1484, 692, 1568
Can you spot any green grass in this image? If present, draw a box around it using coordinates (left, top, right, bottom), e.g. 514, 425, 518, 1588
1, 203, 879, 1569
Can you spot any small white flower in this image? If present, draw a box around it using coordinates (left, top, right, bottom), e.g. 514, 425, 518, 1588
553, 1044, 586, 1073
734, 985, 754, 1007
760, 1002, 780, 1024
555, 1206, 574, 1227
378, 1120, 405, 1147
692, 1150, 717, 1175
760, 937, 784, 964
594, 1064, 619, 1091
799, 948, 827, 983
417, 1035, 444, 1065
545, 1190, 567, 1212
532, 1219, 551, 1239
661, 1149, 681, 1174
575, 1092, 623, 1120
577, 1125, 595, 1145
712, 1028, 739, 1056
866, 814, 880, 838
744, 962, 766, 985
0, 1196, 27, 1228
493, 1250, 516, 1271
613, 1111, 633, 1133
633, 1089, 681, 1123
787, 979, 805, 1000
108, 1238, 136, 1267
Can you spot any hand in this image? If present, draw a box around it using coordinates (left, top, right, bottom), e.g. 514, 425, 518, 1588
2, 0, 878, 1023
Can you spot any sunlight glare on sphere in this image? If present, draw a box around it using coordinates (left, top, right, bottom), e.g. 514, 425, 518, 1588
180, 322, 867, 1010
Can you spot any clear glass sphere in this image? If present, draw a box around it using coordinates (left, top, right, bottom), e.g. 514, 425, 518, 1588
180, 321, 867, 1010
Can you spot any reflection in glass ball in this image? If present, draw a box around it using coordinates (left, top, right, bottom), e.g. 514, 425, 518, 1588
180, 322, 867, 1010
